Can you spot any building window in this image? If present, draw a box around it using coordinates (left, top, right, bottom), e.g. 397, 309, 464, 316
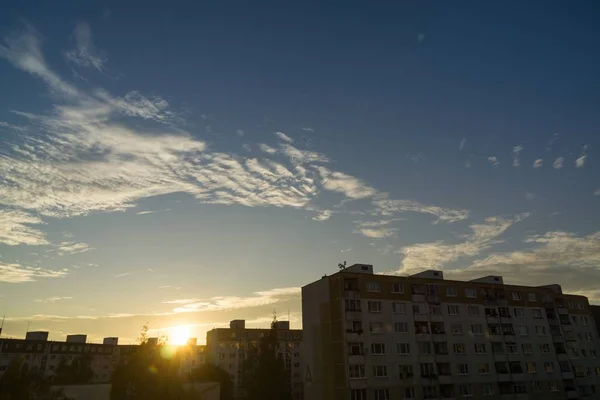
446, 286, 457, 297
453, 343, 466, 354
392, 302, 406, 314
451, 324, 463, 335
581, 316, 589, 325
415, 341, 430, 354
374, 389, 389, 400
457, 363, 469, 375
394, 322, 408, 333
585, 333, 593, 341
544, 362, 554, 372
373, 365, 388, 378
397, 343, 410, 355
367, 281, 381, 292
506, 342, 517, 354
350, 389, 367, 400
509, 361, 523, 374
399, 364, 414, 378
518, 325, 528, 336
403, 387, 416, 400
368, 301, 382, 313
532, 309, 542, 319
513, 308, 524, 318
535, 326, 546, 335
522, 343, 533, 354
420, 363, 435, 377
477, 363, 490, 374
514, 384, 527, 394
345, 299, 361, 311
413, 303, 425, 314
482, 384, 494, 396
459, 384, 472, 397
540, 344, 550, 353
371, 343, 386, 355
474, 343, 486, 354
526, 362, 536, 373
349, 364, 366, 379
370, 322, 383, 333
428, 305, 442, 315
527, 293, 537, 301
392, 283, 404, 294
471, 324, 483, 335
423, 386, 437, 400
468, 305, 479, 316
465, 288, 477, 298
512, 292, 522, 300
447, 305, 460, 315
549, 381, 558, 392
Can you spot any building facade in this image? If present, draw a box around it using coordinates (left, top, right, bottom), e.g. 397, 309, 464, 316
206, 319, 303, 399
302, 264, 600, 400
0, 333, 206, 383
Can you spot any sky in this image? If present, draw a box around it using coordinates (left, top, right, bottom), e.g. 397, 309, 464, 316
0, 1, 599, 344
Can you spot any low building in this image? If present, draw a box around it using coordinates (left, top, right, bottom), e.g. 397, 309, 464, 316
206, 319, 303, 399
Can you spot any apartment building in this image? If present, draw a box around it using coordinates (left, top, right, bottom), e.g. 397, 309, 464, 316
302, 263, 600, 400
206, 319, 303, 399
0, 332, 206, 383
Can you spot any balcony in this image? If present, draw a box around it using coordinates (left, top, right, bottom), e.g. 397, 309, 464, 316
497, 373, 511, 381
561, 371, 574, 379
558, 307, 569, 315
346, 332, 363, 342
438, 375, 453, 385
348, 354, 365, 364
345, 310, 362, 320
414, 313, 429, 322
348, 379, 367, 390
432, 333, 447, 341
412, 294, 426, 302
566, 390, 578, 399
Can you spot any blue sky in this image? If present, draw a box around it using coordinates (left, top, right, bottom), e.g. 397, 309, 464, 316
0, 1, 599, 343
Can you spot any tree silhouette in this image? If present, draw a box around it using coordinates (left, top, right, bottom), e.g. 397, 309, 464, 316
240, 314, 291, 400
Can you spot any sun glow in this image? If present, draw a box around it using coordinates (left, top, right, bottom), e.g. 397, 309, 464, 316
170, 325, 191, 345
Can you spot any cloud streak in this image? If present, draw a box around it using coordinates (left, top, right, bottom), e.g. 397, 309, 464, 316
65, 22, 107, 72
0, 261, 66, 283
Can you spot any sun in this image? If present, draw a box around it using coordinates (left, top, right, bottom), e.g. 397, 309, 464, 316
170, 325, 191, 346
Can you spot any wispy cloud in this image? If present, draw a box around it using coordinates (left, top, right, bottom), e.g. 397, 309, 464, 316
546, 133, 559, 150
57, 242, 92, 256
34, 296, 73, 304
161, 298, 200, 304
372, 193, 468, 223
236, 129, 244, 137
312, 210, 332, 221
553, 157, 564, 169
136, 209, 171, 215
171, 287, 300, 313
487, 156, 499, 167
274, 132, 293, 143
459, 138, 466, 151
65, 22, 107, 72
575, 145, 588, 168
397, 213, 530, 273
512, 145, 523, 167
0, 261, 67, 283
445, 231, 600, 297
0, 210, 48, 246
0, 23, 475, 251
301, 127, 314, 132
353, 219, 402, 238
594, 189, 600, 196
317, 166, 376, 199
533, 159, 543, 168
114, 272, 134, 278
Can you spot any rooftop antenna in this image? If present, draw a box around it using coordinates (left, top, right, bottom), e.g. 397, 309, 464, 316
288, 309, 290, 328
0, 314, 5, 338
338, 261, 347, 270
27, 320, 31, 332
